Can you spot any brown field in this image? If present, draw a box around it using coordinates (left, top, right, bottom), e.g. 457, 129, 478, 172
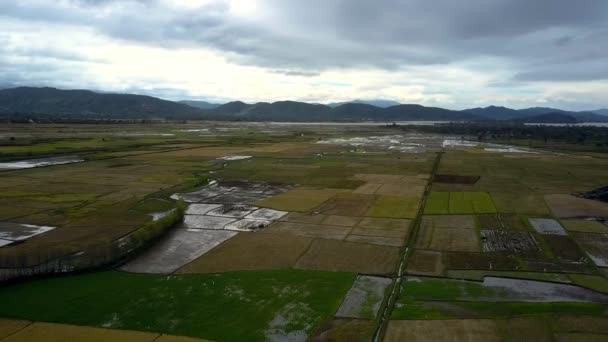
256, 188, 341, 212
280, 212, 327, 224
366, 195, 421, 219
352, 182, 382, 194
429, 227, 480, 252
477, 214, 529, 231
550, 316, 608, 334
384, 319, 502, 342
321, 215, 362, 227
315, 193, 375, 216
0, 319, 30, 339
2, 322, 159, 342
155, 335, 213, 342
352, 174, 405, 182
545, 194, 608, 218
311, 318, 375, 342
344, 235, 404, 247
349, 228, 407, 238
561, 219, 608, 233
423, 215, 476, 229
295, 239, 399, 274
357, 217, 412, 230
266, 221, 352, 240
406, 249, 444, 276
176, 232, 313, 273
571, 232, 608, 267
505, 317, 552, 342
543, 235, 587, 262
375, 177, 426, 197
554, 333, 608, 342
491, 192, 551, 215
345, 225, 407, 246
416, 215, 479, 252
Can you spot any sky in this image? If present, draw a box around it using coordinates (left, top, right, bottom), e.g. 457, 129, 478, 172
1, 0, 608, 110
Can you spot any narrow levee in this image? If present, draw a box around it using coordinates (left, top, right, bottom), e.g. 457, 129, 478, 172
372, 151, 444, 342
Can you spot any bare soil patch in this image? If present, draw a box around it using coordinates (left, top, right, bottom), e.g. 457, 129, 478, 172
177, 232, 313, 273
295, 239, 399, 274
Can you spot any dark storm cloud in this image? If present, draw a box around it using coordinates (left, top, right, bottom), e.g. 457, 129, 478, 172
1, 0, 608, 81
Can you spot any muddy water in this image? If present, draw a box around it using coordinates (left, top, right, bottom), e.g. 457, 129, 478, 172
482, 277, 608, 303
0, 222, 56, 243
0, 156, 83, 170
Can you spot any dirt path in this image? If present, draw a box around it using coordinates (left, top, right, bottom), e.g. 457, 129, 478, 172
372, 151, 443, 342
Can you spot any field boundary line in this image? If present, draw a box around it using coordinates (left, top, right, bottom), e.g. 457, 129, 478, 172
372, 151, 443, 342
0, 320, 34, 341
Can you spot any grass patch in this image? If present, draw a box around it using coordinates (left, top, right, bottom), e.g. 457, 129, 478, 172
130, 198, 175, 214
424, 192, 449, 214
568, 274, 608, 293
426, 192, 497, 214
0, 270, 355, 341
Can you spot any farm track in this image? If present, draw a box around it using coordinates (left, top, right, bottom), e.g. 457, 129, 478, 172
372, 151, 443, 342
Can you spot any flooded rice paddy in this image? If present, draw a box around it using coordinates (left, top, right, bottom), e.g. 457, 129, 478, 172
0, 156, 83, 170
122, 181, 291, 273
0, 222, 56, 247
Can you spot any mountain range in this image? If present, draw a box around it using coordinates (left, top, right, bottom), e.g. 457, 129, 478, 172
1, 87, 607, 123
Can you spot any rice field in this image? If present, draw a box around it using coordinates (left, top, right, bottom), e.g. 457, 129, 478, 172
2, 123, 608, 341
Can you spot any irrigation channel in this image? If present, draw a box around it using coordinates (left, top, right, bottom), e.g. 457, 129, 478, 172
372, 151, 444, 342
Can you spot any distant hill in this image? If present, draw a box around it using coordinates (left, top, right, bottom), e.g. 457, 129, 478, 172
328, 99, 401, 108
515, 112, 580, 123
463, 105, 608, 122
592, 109, 608, 116
179, 100, 221, 110
463, 106, 527, 120
0, 87, 203, 119
1, 86, 605, 123
206, 101, 479, 122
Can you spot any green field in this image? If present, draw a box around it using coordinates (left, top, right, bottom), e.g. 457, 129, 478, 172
0, 270, 355, 341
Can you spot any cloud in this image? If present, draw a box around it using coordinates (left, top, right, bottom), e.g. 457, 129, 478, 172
0, 0, 607, 108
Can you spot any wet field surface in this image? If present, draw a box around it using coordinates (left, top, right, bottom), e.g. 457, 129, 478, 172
0, 156, 83, 170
